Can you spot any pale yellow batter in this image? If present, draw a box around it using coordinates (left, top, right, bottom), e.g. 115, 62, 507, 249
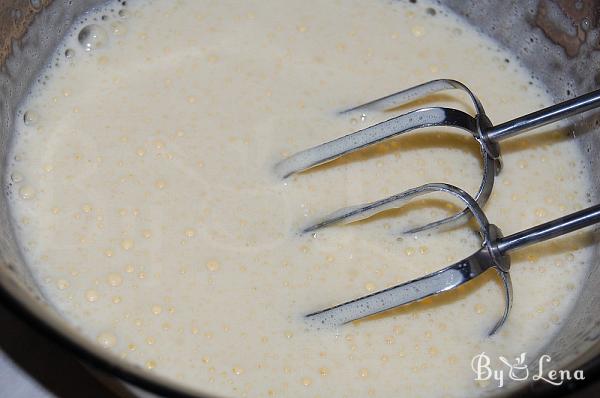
6, 0, 595, 397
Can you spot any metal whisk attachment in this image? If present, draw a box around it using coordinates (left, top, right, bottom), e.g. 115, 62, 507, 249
302, 183, 600, 335
276, 79, 600, 334
275, 79, 600, 233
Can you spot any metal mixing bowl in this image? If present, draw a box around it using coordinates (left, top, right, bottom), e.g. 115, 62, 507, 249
0, 1, 598, 397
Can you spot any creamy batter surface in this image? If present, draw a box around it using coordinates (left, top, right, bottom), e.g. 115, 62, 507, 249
6, 0, 595, 397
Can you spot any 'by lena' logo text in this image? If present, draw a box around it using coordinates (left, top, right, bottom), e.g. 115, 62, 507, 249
471, 352, 585, 388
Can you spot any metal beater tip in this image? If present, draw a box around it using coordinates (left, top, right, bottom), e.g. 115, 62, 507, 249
303, 183, 512, 336
277, 79, 600, 233
303, 184, 600, 336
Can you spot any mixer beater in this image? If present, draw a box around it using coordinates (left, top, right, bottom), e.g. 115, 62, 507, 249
275, 80, 600, 334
